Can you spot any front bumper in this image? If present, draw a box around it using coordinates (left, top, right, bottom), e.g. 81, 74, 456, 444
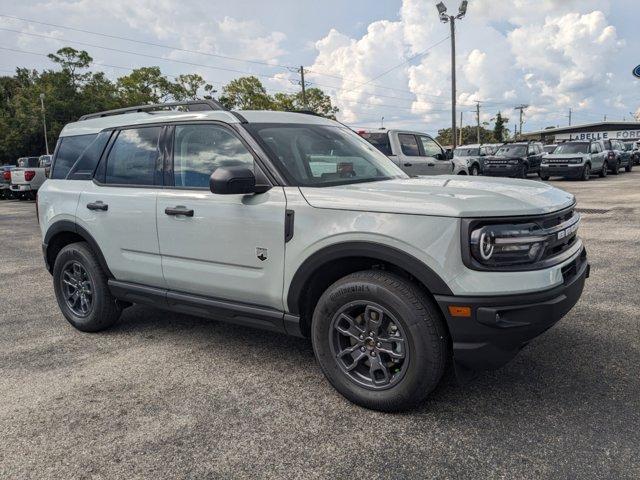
540, 164, 584, 178
435, 248, 589, 372
10, 184, 32, 192
482, 164, 524, 177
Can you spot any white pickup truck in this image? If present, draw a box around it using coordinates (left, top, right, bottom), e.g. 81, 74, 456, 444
10, 156, 47, 200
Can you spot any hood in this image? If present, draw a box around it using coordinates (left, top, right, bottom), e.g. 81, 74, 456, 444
299, 176, 575, 218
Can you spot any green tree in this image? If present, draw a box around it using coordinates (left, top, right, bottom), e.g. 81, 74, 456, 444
47, 47, 92, 85
436, 125, 496, 146
171, 74, 213, 101
218, 76, 273, 110
493, 111, 509, 143
116, 67, 174, 105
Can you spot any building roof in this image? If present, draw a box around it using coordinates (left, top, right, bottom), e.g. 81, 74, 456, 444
523, 121, 640, 137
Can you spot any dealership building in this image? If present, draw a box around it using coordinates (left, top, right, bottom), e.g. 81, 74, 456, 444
522, 121, 640, 143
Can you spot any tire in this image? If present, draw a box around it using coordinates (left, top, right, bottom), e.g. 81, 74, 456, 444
538, 171, 550, 180
470, 164, 480, 176
611, 160, 620, 175
53, 242, 122, 332
599, 161, 608, 178
520, 164, 529, 178
625, 160, 633, 173
581, 164, 591, 181
311, 270, 448, 412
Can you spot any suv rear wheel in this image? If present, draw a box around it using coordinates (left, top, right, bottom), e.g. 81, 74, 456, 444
625, 160, 633, 172
311, 270, 448, 412
520, 164, 529, 178
53, 242, 122, 332
581, 164, 591, 181
470, 164, 480, 176
611, 160, 620, 175
599, 161, 608, 178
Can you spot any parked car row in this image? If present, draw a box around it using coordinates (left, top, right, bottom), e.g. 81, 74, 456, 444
451, 139, 636, 181
0, 154, 51, 200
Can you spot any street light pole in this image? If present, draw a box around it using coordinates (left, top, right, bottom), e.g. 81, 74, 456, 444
437, 1, 467, 150
39, 93, 49, 155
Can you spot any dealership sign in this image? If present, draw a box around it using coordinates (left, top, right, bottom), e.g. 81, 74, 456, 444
634, 65, 640, 78
556, 130, 640, 141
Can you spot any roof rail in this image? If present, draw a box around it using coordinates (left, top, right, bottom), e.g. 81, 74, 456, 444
78, 99, 226, 121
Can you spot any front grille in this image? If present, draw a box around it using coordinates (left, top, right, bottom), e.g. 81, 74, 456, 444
545, 158, 582, 164
537, 207, 580, 263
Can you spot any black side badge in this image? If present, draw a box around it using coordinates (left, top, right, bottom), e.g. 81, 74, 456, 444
256, 247, 268, 262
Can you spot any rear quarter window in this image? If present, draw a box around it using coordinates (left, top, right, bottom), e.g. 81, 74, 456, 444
51, 134, 98, 179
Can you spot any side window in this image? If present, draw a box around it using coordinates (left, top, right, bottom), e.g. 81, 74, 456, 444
105, 127, 161, 186
419, 136, 443, 158
51, 134, 98, 179
67, 131, 112, 180
398, 134, 420, 156
527, 145, 535, 155
173, 124, 254, 188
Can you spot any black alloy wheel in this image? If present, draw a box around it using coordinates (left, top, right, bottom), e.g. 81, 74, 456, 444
330, 301, 408, 390
60, 260, 94, 317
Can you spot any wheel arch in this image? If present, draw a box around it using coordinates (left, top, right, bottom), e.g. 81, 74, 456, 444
44, 220, 113, 278
286, 241, 453, 337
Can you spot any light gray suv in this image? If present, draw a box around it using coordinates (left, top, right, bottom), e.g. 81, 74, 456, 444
540, 141, 608, 180
38, 100, 589, 411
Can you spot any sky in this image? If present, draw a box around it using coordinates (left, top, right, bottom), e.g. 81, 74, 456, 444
0, 0, 638, 134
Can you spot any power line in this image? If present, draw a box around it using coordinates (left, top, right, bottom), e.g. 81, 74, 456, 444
0, 13, 295, 71
340, 36, 450, 94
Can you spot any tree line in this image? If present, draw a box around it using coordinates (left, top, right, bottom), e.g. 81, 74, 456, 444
0, 46, 512, 163
0, 47, 338, 163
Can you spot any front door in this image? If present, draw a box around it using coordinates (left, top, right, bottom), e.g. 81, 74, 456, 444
418, 135, 453, 175
156, 123, 287, 310
396, 133, 435, 176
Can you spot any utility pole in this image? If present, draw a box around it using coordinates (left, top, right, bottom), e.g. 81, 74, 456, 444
514, 104, 528, 139
298, 66, 308, 109
436, 1, 468, 150
568, 108, 572, 126
475, 101, 481, 144
459, 111, 463, 145
604, 114, 607, 122
39, 93, 49, 155
381, 117, 384, 129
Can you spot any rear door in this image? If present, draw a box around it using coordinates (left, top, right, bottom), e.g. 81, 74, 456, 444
418, 135, 452, 175
396, 133, 434, 176
77, 126, 164, 287
156, 122, 287, 310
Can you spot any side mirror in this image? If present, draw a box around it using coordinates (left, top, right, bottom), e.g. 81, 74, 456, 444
209, 166, 271, 195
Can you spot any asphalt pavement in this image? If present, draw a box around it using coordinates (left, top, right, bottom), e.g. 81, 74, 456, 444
1, 172, 639, 479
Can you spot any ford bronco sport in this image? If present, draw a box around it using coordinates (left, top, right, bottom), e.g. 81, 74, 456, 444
38, 100, 589, 411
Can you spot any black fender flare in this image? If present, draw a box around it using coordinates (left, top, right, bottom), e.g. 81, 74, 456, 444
286, 241, 453, 314
43, 220, 113, 277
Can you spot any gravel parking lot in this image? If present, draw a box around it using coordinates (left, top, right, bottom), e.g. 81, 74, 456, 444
1, 173, 639, 479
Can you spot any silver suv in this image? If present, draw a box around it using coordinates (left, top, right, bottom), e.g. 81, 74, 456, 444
38, 100, 589, 411
540, 140, 608, 180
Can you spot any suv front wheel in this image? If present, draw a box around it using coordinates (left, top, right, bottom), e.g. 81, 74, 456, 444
311, 270, 448, 412
53, 242, 122, 332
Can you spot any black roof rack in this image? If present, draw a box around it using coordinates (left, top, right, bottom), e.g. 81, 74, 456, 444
78, 99, 226, 121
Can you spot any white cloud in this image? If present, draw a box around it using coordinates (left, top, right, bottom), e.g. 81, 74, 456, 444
307, 0, 633, 131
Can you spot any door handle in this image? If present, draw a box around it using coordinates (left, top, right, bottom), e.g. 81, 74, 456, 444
165, 206, 194, 217
86, 201, 108, 211
404, 162, 413, 167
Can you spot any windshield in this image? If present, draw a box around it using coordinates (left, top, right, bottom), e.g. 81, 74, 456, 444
543, 145, 557, 153
496, 145, 526, 157
454, 148, 480, 157
246, 124, 407, 187
359, 132, 392, 156
554, 143, 589, 154
18, 157, 39, 167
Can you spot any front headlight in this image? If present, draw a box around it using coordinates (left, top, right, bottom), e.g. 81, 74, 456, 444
462, 209, 581, 271
470, 223, 546, 267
